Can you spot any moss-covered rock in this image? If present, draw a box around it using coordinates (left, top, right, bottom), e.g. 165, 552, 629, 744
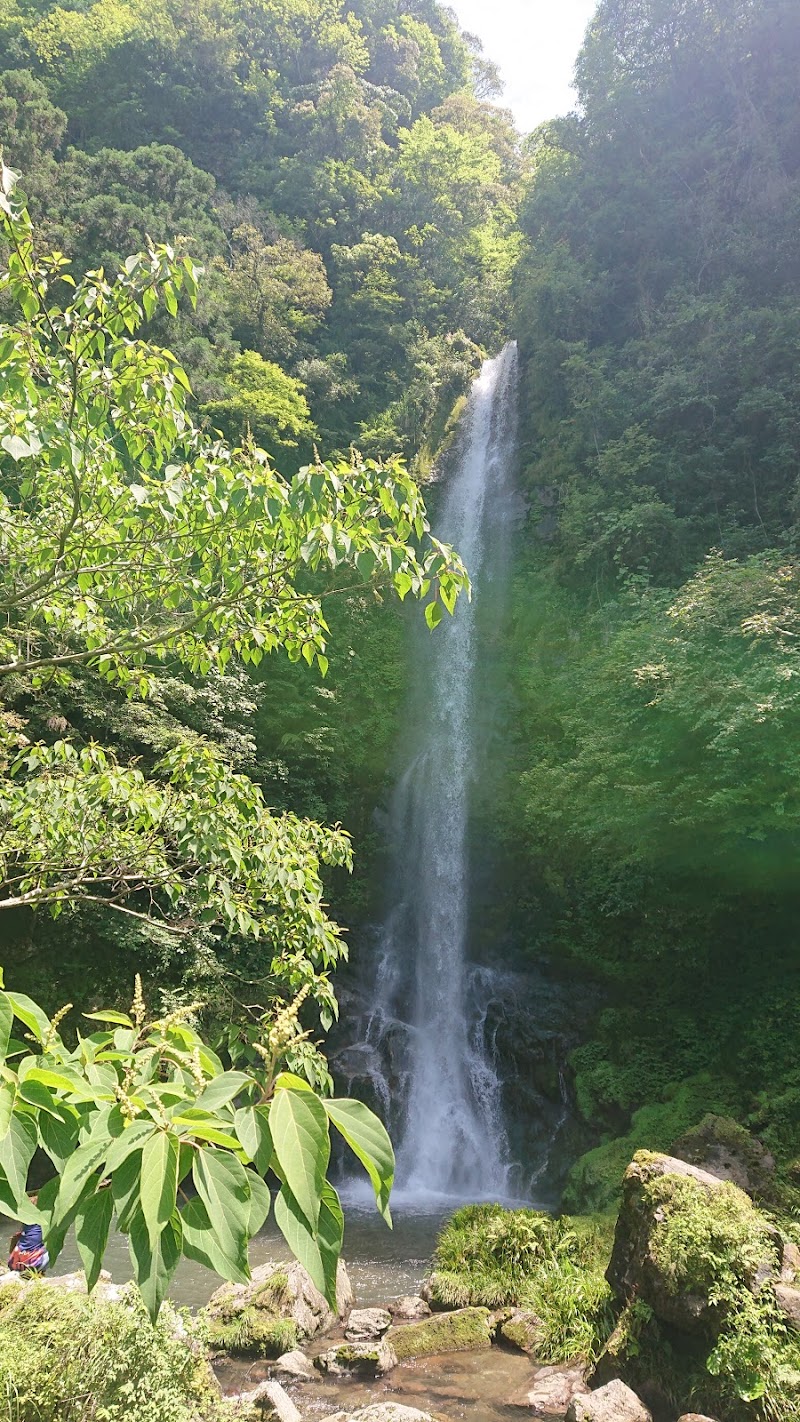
671, 1115, 776, 1200
205, 1258, 351, 1358
607, 1152, 781, 1336
387, 1307, 492, 1360
497, 1307, 544, 1355
316, 1339, 398, 1376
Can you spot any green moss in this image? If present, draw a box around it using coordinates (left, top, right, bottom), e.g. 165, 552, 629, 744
0, 1282, 231, 1422
388, 1307, 492, 1361
646, 1173, 778, 1302
204, 1304, 298, 1358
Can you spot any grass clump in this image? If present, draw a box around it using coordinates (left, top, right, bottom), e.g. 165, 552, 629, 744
428, 1205, 614, 1364
0, 1282, 230, 1422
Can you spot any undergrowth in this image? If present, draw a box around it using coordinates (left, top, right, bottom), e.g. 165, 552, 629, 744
428, 1204, 614, 1362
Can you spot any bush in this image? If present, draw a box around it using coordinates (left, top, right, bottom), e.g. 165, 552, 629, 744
0, 1282, 230, 1422
428, 1205, 614, 1363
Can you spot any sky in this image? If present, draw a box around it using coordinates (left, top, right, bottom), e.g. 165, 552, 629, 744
446, 0, 598, 133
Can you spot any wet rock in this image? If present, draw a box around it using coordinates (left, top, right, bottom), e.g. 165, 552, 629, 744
345, 1306, 392, 1341
319, 1407, 436, 1422
774, 1282, 800, 1332
206, 1258, 352, 1356
230, 1379, 301, 1421
566, 1378, 652, 1422
675, 1415, 721, 1421
507, 1362, 588, 1415
607, 1152, 781, 1335
672, 1116, 775, 1199
272, 1349, 316, 1381
497, 1308, 544, 1356
389, 1295, 431, 1321
316, 1339, 398, 1378
387, 1306, 492, 1361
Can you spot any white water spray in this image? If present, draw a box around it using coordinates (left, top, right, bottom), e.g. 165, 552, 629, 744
366, 343, 520, 1199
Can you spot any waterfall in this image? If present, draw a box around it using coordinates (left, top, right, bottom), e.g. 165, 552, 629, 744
364, 342, 520, 1200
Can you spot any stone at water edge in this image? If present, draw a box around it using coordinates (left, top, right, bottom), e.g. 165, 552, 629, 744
497, 1308, 544, 1356
318, 1407, 437, 1422
228, 1379, 301, 1422
506, 1361, 588, 1415
345, 1307, 392, 1341
566, 1378, 652, 1422
272, 1349, 316, 1381
386, 1306, 492, 1361
388, 1295, 431, 1321
316, 1338, 398, 1378
675, 1415, 721, 1421
206, 1257, 353, 1356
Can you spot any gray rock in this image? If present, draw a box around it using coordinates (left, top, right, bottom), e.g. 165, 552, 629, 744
781, 1241, 800, 1283
507, 1362, 588, 1414
345, 1306, 392, 1341
208, 1257, 352, 1344
671, 1115, 775, 1198
388, 1295, 431, 1321
231, 1380, 301, 1421
316, 1338, 398, 1378
272, 1349, 316, 1381
498, 1308, 544, 1355
774, 1282, 800, 1332
567, 1379, 652, 1422
387, 1306, 492, 1361
675, 1415, 721, 1421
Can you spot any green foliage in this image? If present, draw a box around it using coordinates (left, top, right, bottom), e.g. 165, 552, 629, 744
0, 969, 395, 1318
0, 1282, 230, 1422
646, 1174, 776, 1302
429, 1205, 614, 1363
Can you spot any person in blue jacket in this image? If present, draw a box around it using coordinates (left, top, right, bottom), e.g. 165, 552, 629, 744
8, 1197, 49, 1274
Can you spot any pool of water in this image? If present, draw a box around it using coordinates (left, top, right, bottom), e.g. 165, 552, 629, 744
52, 1196, 454, 1310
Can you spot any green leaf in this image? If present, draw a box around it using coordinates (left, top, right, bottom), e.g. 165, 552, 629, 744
0, 1111, 37, 1210
128, 1207, 182, 1319
111, 1148, 143, 1233
269, 1088, 330, 1232
247, 1171, 271, 1237
75, 1185, 113, 1290
0, 992, 13, 1062
83, 1011, 134, 1027
274, 1178, 343, 1308
425, 600, 443, 630
194, 1072, 255, 1114
234, 1105, 272, 1174
38, 1105, 80, 1171
323, 1099, 394, 1225
17, 1077, 63, 1117
192, 1147, 251, 1283
105, 1117, 157, 1172
180, 1196, 250, 1284
50, 1133, 108, 1230
7, 993, 51, 1045
140, 1131, 179, 1247
0, 1083, 15, 1142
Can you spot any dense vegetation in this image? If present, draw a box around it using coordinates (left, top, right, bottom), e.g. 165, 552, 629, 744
2, 0, 800, 1358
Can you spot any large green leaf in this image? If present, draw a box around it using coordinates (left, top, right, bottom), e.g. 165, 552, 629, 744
194, 1072, 255, 1114
75, 1185, 113, 1289
234, 1104, 272, 1174
0, 992, 13, 1062
274, 1179, 343, 1308
0, 1111, 37, 1211
128, 1207, 182, 1320
111, 1148, 143, 1233
38, 1104, 80, 1171
6, 993, 51, 1045
0, 1082, 15, 1142
269, 1087, 330, 1231
192, 1147, 251, 1282
50, 1133, 108, 1230
323, 1098, 394, 1224
247, 1170, 271, 1237
140, 1130, 179, 1247
180, 1196, 251, 1285
105, 1117, 157, 1173
17, 1077, 63, 1118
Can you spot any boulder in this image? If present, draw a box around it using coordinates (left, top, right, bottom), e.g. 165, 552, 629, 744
607, 1152, 780, 1335
671, 1116, 775, 1199
566, 1379, 652, 1422
345, 1306, 392, 1341
676, 1416, 720, 1421
316, 1339, 398, 1378
230, 1380, 301, 1422
774, 1282, 800, 1332
507, 1362, 588, 1414
272, 1349, 316, 1381
206, 1258, 351, 1356
387, 1306, 492, 1361
388, 1295, 431, 1321
781, 1241, 800, 1283
497, 1308, 544, 1356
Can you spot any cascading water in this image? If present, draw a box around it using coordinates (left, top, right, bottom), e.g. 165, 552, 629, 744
362, 343, 520, 1199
